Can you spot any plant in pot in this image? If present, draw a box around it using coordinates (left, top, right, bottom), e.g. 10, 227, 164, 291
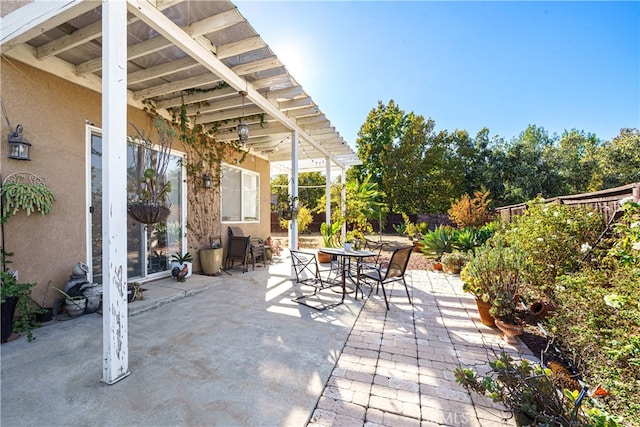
127, 116, 175, 225
278, 195, 298, 221
200, 237, 223, 276
441, 251, 468, 274
171, 251, 193, 282
1, 251, 39, 342
460, 235, 528, 331
319, 221, 342, 263
53, 287, 87, 318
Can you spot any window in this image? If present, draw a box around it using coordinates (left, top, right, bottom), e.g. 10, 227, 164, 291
221, 164, 259, 222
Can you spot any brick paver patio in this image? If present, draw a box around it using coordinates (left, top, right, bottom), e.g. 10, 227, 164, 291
308, 269, 534, 426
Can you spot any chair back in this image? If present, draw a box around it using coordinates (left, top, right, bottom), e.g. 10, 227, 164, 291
383, 246, 412, 280
227, 236, 250, 261
364, 239, 384, 264
290, 250, 320, 283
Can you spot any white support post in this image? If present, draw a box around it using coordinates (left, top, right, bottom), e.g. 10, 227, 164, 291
289, 131, 299, 251
325, 157, 331, 224
341, 168, 346, 243
101, 0, 130, 385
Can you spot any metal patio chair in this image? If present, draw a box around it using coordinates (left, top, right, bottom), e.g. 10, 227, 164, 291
361, 246, 413, 310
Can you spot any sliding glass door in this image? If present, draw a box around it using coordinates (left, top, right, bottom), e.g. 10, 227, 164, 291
88, 129, 184, 284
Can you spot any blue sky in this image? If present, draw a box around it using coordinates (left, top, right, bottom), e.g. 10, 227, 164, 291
236, 1, 640, 148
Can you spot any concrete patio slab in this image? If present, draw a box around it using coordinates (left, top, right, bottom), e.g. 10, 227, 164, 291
1, 252, 532, 426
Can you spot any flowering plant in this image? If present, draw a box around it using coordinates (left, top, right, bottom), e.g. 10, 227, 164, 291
606, 198, 640, 267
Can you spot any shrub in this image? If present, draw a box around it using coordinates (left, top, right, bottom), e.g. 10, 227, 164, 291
454, 351, 622, 426
460, 235, 529, 320
546, 267, 640, 423
504, 197, 603, 298
448, 190, 493, 228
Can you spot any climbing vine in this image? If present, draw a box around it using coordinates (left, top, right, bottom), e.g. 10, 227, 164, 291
141, 86, 261, 250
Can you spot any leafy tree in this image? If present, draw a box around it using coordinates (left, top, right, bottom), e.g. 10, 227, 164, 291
270, 172, 327, 212
501, 125, 561, 204
590, 128, 640, 190
419, 129, 465, 213
383, 113, 433, 213
350, 100, 406, 191
551, 129, 600, 194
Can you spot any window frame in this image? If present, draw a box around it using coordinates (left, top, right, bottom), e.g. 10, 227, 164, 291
221, 163, 260, 223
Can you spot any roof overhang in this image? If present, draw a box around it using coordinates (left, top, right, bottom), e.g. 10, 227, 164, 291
0, 0, 361, 173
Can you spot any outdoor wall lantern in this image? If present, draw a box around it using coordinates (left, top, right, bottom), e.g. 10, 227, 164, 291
202, 173, 213, 189
8, 125, 31, 160
237, 90, 249, 145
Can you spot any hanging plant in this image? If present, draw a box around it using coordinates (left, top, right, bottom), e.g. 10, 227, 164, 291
279, 195, 298, 221
127, 116, 175, 225
1, 172, 56, 223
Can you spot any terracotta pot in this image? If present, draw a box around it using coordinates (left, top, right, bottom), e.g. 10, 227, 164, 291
495, 318, 524, 344
475, 298, 496, 327
432, 262, 443, 271
317, 252, 332, 264
529, 301, 557, 319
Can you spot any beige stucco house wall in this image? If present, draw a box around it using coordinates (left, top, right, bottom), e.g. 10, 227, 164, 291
1, 57, 271, 306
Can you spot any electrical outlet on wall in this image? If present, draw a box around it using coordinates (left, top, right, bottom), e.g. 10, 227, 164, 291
9, 270, 18, 281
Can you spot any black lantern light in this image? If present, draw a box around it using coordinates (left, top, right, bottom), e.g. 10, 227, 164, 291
237, 90, 249, 144
202, 173, 213, 189
8, 125, 31, 160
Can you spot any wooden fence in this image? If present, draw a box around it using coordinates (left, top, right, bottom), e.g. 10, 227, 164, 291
495, 182, 640, 223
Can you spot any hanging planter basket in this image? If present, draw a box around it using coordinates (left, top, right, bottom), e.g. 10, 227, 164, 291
127, 201, 170, 225
280, 209, 295, 221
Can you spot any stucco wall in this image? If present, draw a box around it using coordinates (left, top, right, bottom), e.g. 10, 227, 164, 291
1, 58, 272, 305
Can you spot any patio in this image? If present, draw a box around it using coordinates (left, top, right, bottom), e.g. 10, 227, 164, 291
0, 251, 532, 426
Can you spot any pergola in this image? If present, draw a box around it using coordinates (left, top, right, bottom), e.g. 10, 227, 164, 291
1, 0, 360, 384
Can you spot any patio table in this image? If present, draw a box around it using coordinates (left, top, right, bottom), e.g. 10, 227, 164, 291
319, 247, 376, 303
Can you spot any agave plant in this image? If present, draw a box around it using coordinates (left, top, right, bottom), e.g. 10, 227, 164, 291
420, 225, 456, 261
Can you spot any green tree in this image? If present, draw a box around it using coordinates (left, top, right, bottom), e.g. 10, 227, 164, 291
383, 113, 434, 213
590, 128, 640, 190
550, 129, 600, 195
350, 100, 405, 190
501, 125, 560, 204
270, 172, 327, 211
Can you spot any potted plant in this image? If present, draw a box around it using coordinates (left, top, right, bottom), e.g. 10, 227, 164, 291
127, 116, 175, 225
460, 235, 528, 330
171, 251, 193, 281
279, 195, 298, 221
127, 282, 144, 302
1, 173, 56, 220
1, 251, 39, 342
319, 221, 341, 263
200, 237, 223, 276
53, 287, 87, 318
441, 251, 468, 274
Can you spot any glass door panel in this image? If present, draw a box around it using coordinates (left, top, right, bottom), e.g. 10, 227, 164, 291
89, 132, 184, 283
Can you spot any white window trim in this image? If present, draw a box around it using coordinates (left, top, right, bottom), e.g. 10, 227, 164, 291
221, 163, 260, 224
